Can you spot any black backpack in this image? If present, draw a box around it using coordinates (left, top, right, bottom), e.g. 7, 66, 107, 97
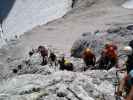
129, 40, 133, 49
126, 40, 133, 73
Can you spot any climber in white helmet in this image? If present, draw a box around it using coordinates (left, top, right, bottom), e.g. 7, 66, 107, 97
123, 46, 133, 56
122, 46, 133, 74
117, 44, 133, 98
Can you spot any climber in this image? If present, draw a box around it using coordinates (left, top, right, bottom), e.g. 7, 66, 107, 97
28, 49, 36, 57
126, 40, 133, 73
117, 70, 133, 99
48, 51, 57, 66
71, 0, 76, 8
0, 17, 3, 33
97, 42, 118, 70
12, 69, 18, 74
24, 49, 38, 66
127, 40, 133, 73
58, 56, 74, 71
37, 45, 48, 66
122, 46, 133, 74
82, 48, 96, 70
17, 64, 22, 70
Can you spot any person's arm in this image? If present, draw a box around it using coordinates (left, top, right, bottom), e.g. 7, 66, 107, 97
93, 55, 96, 64
117, 76, 127, 96
126, 86, 133, 100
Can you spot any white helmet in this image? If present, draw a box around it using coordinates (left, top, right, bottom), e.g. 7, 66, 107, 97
123, 46, 133, 55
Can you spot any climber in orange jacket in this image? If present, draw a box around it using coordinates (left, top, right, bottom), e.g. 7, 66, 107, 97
82, 48, 96, 70
97, 42, 118, 70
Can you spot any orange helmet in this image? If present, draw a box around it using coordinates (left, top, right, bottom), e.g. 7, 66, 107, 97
84, 48, 92, 53
82, 48, 95, 59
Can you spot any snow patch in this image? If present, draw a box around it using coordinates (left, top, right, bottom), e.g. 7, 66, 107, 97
0, 0, 72, 47
122, 0, 133, 9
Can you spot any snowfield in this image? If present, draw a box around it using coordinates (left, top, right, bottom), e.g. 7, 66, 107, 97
0, 0, 72, 47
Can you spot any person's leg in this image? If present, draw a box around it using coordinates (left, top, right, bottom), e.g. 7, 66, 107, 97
107, 58, 116, 70
84, 59, 93, 70
41, 57, 47, 66
103, 57, 109, 70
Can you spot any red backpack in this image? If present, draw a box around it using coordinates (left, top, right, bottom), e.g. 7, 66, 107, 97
106, 46, 117, 59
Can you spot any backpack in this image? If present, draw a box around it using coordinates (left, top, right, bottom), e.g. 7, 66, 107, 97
126, 54, 133, 74
49, 53, 56, 61
129, 40, 133, 49
106, 47, 117, 59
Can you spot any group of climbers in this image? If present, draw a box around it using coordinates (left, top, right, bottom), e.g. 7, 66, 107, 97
28, 45, 73, 71
12, 39, 133, 99
81, 40, 133, 99
82, 42, 118, 70
27, 42, 118, 72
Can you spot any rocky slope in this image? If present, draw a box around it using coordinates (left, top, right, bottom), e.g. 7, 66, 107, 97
0, 0, 133, 100
0, 46, 122, 100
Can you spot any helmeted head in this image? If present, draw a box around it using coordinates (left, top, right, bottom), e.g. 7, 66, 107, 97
105, 42, 112, 48
84, 48, 92, 54
123, 46, 132, 55
38, 45, 44, 51
105, 42, 117, 50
